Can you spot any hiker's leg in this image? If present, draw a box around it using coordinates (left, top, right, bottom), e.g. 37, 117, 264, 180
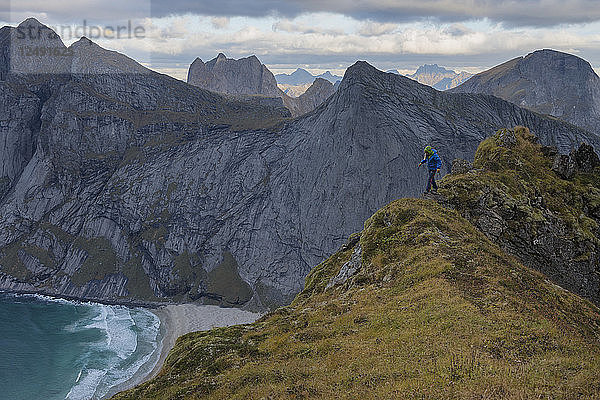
425, 170, 434, 193
432, 171, 438, 191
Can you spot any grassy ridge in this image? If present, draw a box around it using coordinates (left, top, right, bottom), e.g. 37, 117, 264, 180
114, 194, 600, 399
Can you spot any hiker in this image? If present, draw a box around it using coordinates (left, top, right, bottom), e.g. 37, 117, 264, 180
417, 145, 442, 194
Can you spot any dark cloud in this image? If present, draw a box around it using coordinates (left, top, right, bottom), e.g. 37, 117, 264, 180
147, 0, 600, 27
5, 0, 600, 27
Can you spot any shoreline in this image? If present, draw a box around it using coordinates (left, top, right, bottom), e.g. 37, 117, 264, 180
105, 304, 262, 398
147, 304, 262, 380
0, 291, 262, 399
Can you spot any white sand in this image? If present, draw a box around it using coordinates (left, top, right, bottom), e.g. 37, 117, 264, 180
104, 304, 260, 399
147, 304, 261, 380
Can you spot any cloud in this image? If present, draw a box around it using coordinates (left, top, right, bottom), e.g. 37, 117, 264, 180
272, 18, 344, 35
6, 0, 600, 27
211, 16, 230, 29
107, 14, 600, 76
148, 0, 600, 27
358, 21, 398, 36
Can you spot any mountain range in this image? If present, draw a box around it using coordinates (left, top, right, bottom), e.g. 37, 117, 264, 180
404, 64, 473, 90
0, 18, 599, 312
275, 68, 342, 85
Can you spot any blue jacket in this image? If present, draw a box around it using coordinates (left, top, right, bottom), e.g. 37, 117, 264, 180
421, 149, 442, 171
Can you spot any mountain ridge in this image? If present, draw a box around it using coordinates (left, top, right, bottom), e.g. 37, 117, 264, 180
0, 19, 598, 310
113, 128, 600, 399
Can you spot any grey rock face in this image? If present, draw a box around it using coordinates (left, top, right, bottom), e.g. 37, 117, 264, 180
451, 49, 600, 135
326, 244, 362, 289
187, 53, 281, 97
0, 23, 598, 309
187, 54, 334, 117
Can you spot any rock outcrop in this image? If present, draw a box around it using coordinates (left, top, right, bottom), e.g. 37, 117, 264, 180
187, 53, 281, 97
451, 49, 600, 135
1, 20, 599, 309
187, 54, 335, 117
440, 126, 600, 305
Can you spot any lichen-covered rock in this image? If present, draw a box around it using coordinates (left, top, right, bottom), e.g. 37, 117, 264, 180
451, 158, 473, 175
552, 154, 576, 179
572, 143, 600, 173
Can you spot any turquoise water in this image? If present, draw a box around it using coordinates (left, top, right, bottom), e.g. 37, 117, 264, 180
0, 293, 162, 400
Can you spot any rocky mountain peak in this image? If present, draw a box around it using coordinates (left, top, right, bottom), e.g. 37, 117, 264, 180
69, 36, 150, 75
188, 52, 281, 97
451, 48, 600, 134
414, 63, 452, 74
17, 17, 46, 29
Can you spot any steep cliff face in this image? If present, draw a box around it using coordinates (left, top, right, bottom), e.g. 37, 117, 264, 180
440, 126, 600, 305
186, 53, 335, 117
0, 21, 598, 309
187, 53, 281, 97
451, 49, 600, 134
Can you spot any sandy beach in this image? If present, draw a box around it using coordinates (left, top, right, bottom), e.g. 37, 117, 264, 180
148, 304, 260, 378
104, 304, 261, 399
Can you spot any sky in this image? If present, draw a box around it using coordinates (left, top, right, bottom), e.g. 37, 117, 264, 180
3, 0, 600, 80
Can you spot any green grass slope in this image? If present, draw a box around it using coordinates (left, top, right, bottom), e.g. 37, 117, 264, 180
114, 194, 600, 398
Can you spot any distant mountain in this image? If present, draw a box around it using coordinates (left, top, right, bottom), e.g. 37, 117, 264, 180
278, 82, 312, 97
275, 68, 342, 85
187, 54, 335, 117
275, 68, 314, 85
386, 69, 400, 74
406, 64, 472, 90
451, 49, 600, 134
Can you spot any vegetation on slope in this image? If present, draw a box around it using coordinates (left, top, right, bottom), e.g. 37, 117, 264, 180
439, 126, 600, 305
114, 194, 600, 398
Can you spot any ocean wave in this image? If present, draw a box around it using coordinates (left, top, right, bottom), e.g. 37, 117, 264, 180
64, 306, 161, 400
0, 293, 161, 400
